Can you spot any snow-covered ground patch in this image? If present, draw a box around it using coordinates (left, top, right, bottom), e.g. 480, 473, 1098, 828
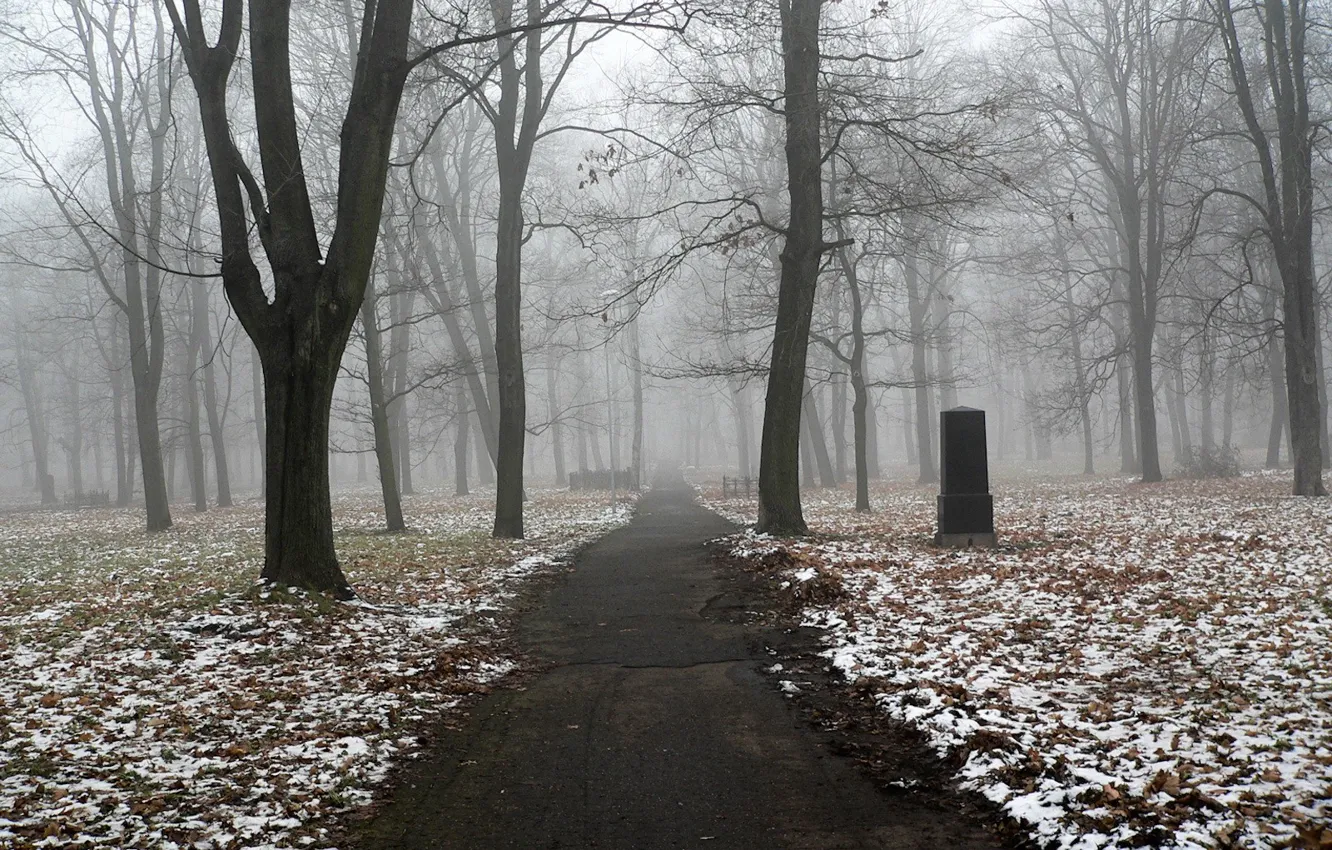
706, 474, 1332, 850
0, 487, 633, 848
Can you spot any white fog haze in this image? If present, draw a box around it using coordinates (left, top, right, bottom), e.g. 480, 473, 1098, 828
0, 1, 1328, 848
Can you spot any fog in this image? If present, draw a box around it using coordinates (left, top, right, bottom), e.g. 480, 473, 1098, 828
0, 0, 1325, 568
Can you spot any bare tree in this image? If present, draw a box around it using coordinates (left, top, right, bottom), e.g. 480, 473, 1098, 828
1212, 0, 1324, 495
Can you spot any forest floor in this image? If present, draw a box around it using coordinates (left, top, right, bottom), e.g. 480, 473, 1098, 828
350, 476, 1002, 850
699, 469, 1332, 850
0, 487, 633, 849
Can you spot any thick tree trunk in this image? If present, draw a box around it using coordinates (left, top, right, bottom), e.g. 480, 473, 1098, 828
756, 0, 822, 535
1280, 246, 1324, 493
260, 348, 352, 597
492, 173, 526, 536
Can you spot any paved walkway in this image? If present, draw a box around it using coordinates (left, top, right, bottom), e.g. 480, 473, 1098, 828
354, 482, 1000, 849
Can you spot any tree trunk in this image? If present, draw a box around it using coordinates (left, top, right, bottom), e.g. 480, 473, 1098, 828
931, 264, 958, 412
387, 285, 415, 495
252, 344, 265, 496
361, 278, 405, 532
1173, 348, 1192, 459
730, 377, 753, 477
903, 244, 937, 484
900, 378, 916, 466
1222, 367, 1235, 451
577, 418, 589, 473
1200, 321, 1216, 453
110, 320, 131, 506
866, 393, 881, 479
546, 338, 566, 487
455, 385, 471, 496
476, 418, 495, 485
197, 285, 232, 507
829, 218, 870, 509
412, 230, 499, 463
800, 413, 816, 491
16, 331, 56, 505
185, 293, 209, 512
65, 358, 84, 496
260, 348, 352, 597
630, 315, 645, 489
1266, 286, 1288, 467
492, 169, 526, 536
803, 381, 837, 488
756, 0, 822, 535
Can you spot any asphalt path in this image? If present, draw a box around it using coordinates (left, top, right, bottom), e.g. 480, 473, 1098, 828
354, 477, 1001, 850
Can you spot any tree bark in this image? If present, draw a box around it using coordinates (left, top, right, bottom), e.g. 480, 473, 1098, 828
455, 386, 470, 496
756, 0, 822, 534
109, 318, 130, 506
16, 328, 56, 505
169, 0, 418, 593
252, 342, 265, 496
803, 382, 837, 488
630, 314, 645, 488
546, 335, 567, 487
1216, 0, 1323, 494
730, 377, 753, 478
64, 355, 84, 496
904, 246, 937, 484
361, 277, 405, 532
185, 284, 209, 512
388, 285, 415, 496
1265, 284, 1288, 467
196, 283, 233, 507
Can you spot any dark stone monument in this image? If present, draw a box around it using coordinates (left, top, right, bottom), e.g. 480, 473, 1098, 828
936, 406, 996, 547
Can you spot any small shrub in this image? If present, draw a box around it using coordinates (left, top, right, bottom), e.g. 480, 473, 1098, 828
1176, 445, 1241, 479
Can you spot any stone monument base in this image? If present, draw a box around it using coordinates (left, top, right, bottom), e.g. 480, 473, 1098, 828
934, 531, 998, 548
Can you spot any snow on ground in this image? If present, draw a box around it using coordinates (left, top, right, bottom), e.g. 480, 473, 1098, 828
0, 487, 633, 849
703, 472, 1332, 850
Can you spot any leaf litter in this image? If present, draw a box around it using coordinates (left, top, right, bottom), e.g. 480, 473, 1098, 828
703, 472, 1332, 850
0, 488, 634, 849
